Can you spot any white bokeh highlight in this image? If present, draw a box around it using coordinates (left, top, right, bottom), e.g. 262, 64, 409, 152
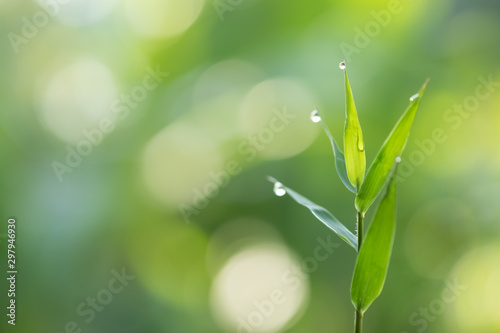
37, 58, 118, 144
211, 243, 309, 333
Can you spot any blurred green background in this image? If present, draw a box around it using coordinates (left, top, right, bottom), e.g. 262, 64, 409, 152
1, 0, 500, 332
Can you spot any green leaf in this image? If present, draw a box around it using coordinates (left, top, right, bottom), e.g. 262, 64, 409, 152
268, 177, 358, 250
343, 66, 366, 190
350, 162, 399, 313
314, 110, 357, 193
355, 79, 429, 213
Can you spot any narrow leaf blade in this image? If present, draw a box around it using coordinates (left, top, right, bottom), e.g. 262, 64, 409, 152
355, 79, 429, 213
315, 111, 357, 193
343, 67, 366, 189
268, 177, 358, 250
350, 163, 399, 313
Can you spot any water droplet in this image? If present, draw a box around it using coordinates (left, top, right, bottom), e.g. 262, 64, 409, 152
395, 156, 402, 163
357, 134, 364, 151
409, 93, 419, 102
273, 182, 286, 197
339, 61, 346, 70
310, 109, 321, 123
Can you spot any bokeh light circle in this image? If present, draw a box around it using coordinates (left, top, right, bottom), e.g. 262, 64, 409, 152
124, 0, 205, 39
128, 219, 209, 308
191, 59, 264, 143
404, 198, 475, 279
37, 58, 118, 144
238, 78, 319, 160
38, 0, 118, 26
141, 121, 223, 207
447, 244, 500, 332
211, 243, 309, 333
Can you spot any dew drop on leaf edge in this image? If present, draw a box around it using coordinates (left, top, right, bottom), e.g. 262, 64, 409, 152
409, 93, 419, 102
357, 134, 365, 152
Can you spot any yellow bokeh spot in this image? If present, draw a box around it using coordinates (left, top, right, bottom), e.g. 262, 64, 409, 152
447, 244, 500, 332
141, 121, 223, 207
238, 78, 319, 160
128, 218, 209, 308
124, 0, 205, 39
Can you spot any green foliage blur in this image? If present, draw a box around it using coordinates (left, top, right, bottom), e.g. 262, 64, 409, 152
1, 0, 500, 332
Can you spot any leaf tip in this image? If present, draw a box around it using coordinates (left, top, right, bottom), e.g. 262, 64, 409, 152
419, 78, 430, 94
266, 176, 277, 184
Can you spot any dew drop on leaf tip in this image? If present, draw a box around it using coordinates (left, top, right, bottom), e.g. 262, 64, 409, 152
273, 182, 286, 197
310, 110, 321, 123
339, 61, 346, 70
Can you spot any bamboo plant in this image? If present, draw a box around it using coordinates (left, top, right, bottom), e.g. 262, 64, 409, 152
268, 61, 428, 333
